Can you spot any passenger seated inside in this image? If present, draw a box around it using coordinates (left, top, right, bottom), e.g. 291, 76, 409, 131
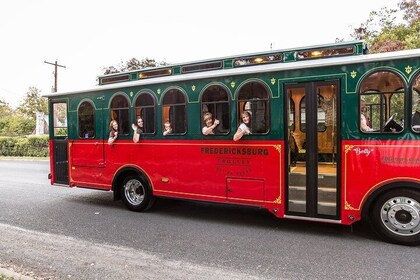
383, 113, 403, 133
289, 130, 298, 166
412, 110, 420, 132
360, 102, 373, 132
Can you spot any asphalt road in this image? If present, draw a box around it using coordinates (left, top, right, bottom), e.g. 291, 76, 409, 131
0, 159, 419, 279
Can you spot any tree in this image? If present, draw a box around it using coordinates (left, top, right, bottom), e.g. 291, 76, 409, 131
351, 0, 419, 53
0, 98, 14, 135
17, 87, 48, 119
11, 87, 48, 135
102, 57, 168, 75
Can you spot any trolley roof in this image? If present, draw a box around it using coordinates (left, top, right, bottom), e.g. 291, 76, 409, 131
44, 41, 420, 98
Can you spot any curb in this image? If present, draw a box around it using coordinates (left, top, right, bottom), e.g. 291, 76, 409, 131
0, 267, 35, 280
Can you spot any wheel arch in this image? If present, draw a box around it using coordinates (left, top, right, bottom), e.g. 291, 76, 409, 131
361, 180, 420, 221
111, 165, 152, 201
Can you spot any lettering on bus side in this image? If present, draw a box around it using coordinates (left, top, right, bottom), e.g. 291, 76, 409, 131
200, 146, 269, 176
200, 147, 269, 156
381, 156, 420, 165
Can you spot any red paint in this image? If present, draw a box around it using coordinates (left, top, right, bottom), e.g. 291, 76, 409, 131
340, 139, 420, 224
49, 139, 420, 225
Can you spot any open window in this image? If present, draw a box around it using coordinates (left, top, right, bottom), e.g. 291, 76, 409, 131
200, 85, 230, 135
359, 71, 405, 133
237, 81, 270, 134
134, 92, 156, 134
162, 89, 187, 135
110, 94, 130, 135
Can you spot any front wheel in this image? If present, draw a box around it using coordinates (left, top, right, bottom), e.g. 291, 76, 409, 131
120, 175, 155, 212
370, 189, 420, 246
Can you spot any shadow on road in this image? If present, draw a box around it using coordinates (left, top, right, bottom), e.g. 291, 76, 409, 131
64, 189, 378, 243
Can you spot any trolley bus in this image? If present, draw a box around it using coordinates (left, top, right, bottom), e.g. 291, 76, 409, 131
44, 41, 420, 245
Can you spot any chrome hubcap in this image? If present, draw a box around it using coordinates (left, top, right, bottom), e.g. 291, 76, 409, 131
381, 196, 420, 236
124, 179, 145, 206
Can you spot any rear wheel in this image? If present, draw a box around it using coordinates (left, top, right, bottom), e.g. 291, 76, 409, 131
370, 189, 420, 246
120, 175, 155, 212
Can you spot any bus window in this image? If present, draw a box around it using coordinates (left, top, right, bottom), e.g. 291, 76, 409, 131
201, 85, 230, 135
134, 92, 156, 134
411, 73, 420, 133
110, 94, 130, 135
162, 89, 187, 135
360, 71, 405, 133
300, 95, 326, 132
53, 103, 67, 137
288, 96, 295, 132
300, 96, 306, 132
78, 101, 95, 138
237, 81, 270, 134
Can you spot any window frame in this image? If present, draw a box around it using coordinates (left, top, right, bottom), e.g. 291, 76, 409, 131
236, 81, 271, 135
77, 100, 96, 139
110, 93, 130, 136
358, 70, 406, 134
134, 91, 157, 135
200, 84, 231, 136
161, 88, 188, 136
410, 72, 420, 133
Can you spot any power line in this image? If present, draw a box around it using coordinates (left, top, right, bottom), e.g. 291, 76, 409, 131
44, 60, 66, 93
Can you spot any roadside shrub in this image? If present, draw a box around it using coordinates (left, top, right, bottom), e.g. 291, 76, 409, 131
0, 137, 15, 156
0, 135, 49, 157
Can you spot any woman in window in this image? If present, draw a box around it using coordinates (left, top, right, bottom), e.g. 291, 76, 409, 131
233, 111, 252, 141
131, 118, 143, 143
202, 112, 220, 135
108, 120, 118, 145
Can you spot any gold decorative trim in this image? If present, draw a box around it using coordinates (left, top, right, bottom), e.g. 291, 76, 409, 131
345, 201, 356, 210
344, 145, 354, 154
350, 70, 357, 78
274, 144, 282, 154
405, 65, 412, 74
157, 89, 161, 94
192, 85, 196, 91
230, 81, 236, 88
273, 196, 282, 204
270, 78, 276, 85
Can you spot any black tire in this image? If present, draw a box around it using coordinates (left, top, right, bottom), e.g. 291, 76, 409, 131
120, 175, 155, 212
370, 188, 420, 246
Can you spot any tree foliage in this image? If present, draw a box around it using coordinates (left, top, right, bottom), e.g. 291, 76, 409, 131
102, 57, 168, 75
351, 0, 420, 53
17, 87, 48, 119
0, 87, 47, 136
0, 98, 14, 135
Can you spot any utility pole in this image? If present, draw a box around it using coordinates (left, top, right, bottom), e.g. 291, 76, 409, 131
44, 60, 66, 92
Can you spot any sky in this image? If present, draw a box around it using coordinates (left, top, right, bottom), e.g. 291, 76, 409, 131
0, 0, 402, 108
